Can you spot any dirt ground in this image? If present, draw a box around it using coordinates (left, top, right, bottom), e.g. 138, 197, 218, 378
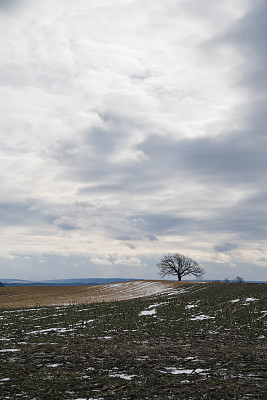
0, 280, 194, 309
1, 282, 266, 399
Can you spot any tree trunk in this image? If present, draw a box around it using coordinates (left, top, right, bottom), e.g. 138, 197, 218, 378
178, 275, 181, 281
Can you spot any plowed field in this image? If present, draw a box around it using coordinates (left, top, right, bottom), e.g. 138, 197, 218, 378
0, 280, 194, 309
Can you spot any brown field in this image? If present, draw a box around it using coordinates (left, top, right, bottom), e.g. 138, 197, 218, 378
0, 280, 195, 309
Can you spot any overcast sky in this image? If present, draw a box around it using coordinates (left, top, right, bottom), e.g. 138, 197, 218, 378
1, 0, 267, 281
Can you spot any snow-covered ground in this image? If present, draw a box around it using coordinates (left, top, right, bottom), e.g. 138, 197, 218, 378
67, 280, 190, 305
96, 280, 178, 299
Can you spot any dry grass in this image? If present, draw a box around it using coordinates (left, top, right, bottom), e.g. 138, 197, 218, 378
0, 280, 196, 309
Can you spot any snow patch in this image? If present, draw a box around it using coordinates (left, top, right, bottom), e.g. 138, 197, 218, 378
109, 373, 136, 380
28, 327, 71, 335
189, 315, 215, 321
139, 308, 157, 316
0, 348, 20, 352
185, 304, 198, 309
160, 367, 208, 375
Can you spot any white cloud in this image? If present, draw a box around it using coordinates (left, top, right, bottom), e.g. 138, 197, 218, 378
113, 256, 143, 267
109, 146, 148, 164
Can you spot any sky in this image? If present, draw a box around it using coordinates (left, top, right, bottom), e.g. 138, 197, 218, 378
1, 0, 267, 282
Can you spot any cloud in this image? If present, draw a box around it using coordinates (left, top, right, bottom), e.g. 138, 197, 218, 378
0, 0, 21, 11
124, 243, 136, 250
0, 0, 267, 281
53, 217, 79, 231
145, 235, 158, 242
258, 257, 267, 263
214, 243, 240, 253
113, 256, 143, 267
89, 255, 114, 266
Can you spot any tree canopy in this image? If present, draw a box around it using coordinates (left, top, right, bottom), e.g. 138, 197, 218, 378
157, 253, 204, 281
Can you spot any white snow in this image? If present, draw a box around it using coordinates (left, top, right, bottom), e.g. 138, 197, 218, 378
185, 304, 198, 309
28, 327, 70, 334
160, 367, 208, 375
0, 348, 20, 352
230, 297, 258, 305
139, 308, 156, 316
147, 302, 167, 309
47, 363, 62, 368
109, 373, 136, 380
189, 315, 215, 321
97, 281, 179, 299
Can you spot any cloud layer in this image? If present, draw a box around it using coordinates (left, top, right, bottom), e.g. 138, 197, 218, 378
1, 0, 267, 281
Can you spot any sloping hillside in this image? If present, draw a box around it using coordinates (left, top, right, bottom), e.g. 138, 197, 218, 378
0, 280, 195, 309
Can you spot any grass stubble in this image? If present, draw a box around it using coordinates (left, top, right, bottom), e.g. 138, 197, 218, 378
0, 281, 266, 399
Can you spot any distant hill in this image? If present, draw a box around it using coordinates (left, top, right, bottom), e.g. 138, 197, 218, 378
0, 278, 142, 287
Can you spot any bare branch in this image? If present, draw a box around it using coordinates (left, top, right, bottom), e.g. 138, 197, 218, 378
157, 253, 204, 281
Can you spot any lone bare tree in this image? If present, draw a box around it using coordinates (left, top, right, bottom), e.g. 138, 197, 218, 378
157, 253, 204, 281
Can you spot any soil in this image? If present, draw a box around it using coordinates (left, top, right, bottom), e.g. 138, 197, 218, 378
0, 280, 194, 309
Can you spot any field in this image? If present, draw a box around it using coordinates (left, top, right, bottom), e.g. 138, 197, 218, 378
0, 281, 266, 399
0, 280, 182, 309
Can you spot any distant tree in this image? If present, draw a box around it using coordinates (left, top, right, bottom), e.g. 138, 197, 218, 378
0, 282, 5, 287
157, 253, 204, 281
235, 276, 244, 283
